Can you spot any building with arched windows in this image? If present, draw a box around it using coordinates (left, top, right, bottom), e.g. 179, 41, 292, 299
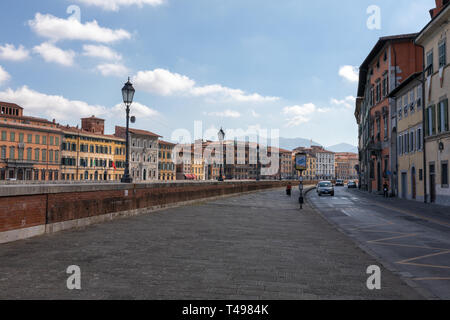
115, 126, 161, 182
0, 102, 63, 181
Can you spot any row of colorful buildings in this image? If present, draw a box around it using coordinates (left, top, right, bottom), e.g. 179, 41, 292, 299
0, 102, 176, 182
0, 101, 358, 183
355, 0, 450, 206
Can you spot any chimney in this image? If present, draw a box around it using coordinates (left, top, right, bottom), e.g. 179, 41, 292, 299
430, 0, 448, 19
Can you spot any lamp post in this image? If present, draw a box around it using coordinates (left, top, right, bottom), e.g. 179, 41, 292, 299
218, 128, 225, 182
121, 77, 135, 183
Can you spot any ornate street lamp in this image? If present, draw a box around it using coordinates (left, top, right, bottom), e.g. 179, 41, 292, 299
218, 128, 225, 182
121, 77, 135, 183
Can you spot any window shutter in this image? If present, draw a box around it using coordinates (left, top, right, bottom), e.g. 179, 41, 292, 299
432, 104, 436, 135
425, 107, 429, 136
438, 102, 442, 133
444, 99, 449, 132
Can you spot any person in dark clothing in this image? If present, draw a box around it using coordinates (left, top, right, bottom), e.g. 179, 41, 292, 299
286, 183, 292, 196
383, 181, 389, 198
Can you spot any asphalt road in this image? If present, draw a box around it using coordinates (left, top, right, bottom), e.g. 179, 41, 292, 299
0, 188, 421, 300
307, 186, 450, 299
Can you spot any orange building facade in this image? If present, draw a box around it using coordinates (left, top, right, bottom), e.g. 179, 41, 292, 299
356, 34, 423, 194
0, 102, 63, 181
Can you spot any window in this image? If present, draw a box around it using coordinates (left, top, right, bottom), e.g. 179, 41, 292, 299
42, 136, 47, 145
1, 146, 6, 159
442, 162, 449, 187
410, 131, 414, 153
19, 133, 24, 143
27, 148, 32, 161
417, 128, 422, 151
35, 149, 40, 161
9, 146, 15, 159
438, 99, 449, 133
404, 94, 409, 117
42, 149, 47, 162
35, 135, 40, 144
410, 90, 415, 112
49, 150, 54, 162
1, 131, 6, 141
55, 137, 59, 146
384, 116, 388, 138
426, 50, 434, 76
404, 134, 409, 154
27, 134, 32, 143
426, 105, 436, 136
417, 85, 423, 109
10, 132, 15, 142
439, 40, 446, 68
50, 136, 54, 146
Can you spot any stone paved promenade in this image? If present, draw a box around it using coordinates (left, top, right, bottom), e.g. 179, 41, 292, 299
0, 188, 422, 299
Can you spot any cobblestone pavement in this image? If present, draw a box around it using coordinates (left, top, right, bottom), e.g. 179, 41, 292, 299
308, 187, 450, 299
0, 188, 422, 300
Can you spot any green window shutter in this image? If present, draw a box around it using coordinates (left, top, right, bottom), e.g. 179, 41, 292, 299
432, 104, 436, 135
444, 99, 449, 132
438, 102, 442, 133
425, 107, 430, 136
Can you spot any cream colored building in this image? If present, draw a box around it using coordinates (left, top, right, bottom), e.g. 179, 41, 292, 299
389, 73, 425, 201
416, 3, 450, 205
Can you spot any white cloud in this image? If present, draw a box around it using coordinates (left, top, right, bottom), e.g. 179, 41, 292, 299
204, 109, 241, 118
74, 0, 165, 11
33, 42, 75, 66
0, 66, 10, 85
133, 68, 279, 103
0, 86, 107, 121
96, 63, 129, 77
0, 44, 30, 61
339, 65, 359, 83
28, 13, 131, 43
134, 69, 195, 96
82, 44, 122, 61
283, 103, 317, 127
331, 95, 356, 109
251, 110, 261, 118
112, 101, 159, 118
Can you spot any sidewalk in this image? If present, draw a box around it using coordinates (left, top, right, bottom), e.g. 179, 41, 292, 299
354, 189, 450, 228
0, 188, 422, 299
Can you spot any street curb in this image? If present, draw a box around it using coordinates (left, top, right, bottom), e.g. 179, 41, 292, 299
305, 191, 439, 300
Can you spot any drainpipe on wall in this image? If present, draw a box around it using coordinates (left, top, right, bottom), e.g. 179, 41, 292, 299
416, 43, 428, 204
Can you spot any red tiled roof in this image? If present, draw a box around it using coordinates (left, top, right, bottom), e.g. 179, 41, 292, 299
116, 125, 162, 138
0, 101, 23, 109
159, 139, 176, 146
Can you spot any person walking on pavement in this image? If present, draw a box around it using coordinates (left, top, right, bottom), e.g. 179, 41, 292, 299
286, 183, 292, 196
383, 181, 389, 198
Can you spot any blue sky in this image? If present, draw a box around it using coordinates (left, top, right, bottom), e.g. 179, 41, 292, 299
0, 0, 436, 146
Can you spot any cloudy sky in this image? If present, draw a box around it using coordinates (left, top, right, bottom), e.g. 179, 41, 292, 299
0, 0, 436, 146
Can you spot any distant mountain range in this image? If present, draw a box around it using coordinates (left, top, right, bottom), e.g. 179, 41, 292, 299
327, 143, 358, 154
278, 138, 357, 154
278, 137, 322, 150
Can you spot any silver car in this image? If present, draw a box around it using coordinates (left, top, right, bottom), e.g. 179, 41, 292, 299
317, 181, 335, 197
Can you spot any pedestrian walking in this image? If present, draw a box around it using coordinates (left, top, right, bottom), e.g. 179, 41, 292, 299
286, 183, 292, 196
383, 181, 389, 198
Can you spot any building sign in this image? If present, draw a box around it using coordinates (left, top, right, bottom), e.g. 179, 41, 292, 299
295, 153, 307, 171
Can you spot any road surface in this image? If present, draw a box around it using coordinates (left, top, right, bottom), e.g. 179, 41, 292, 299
308, 186, 450, 299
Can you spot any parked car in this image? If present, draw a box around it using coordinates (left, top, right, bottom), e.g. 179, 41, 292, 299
348, 180, 357, 189
335, 179, 344, 186
317, 181, 334, 196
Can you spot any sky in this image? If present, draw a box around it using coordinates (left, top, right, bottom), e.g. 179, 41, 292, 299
0, 0, 436, 147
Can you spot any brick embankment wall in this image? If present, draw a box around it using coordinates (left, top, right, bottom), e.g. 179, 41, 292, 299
0, 180, 307, 244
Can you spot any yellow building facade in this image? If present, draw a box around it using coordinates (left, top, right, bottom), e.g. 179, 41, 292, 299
158, 140, 176, 181
60, 116, 126, 181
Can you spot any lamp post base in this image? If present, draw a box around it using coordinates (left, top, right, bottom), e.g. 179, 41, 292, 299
121, 175, 133, 183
